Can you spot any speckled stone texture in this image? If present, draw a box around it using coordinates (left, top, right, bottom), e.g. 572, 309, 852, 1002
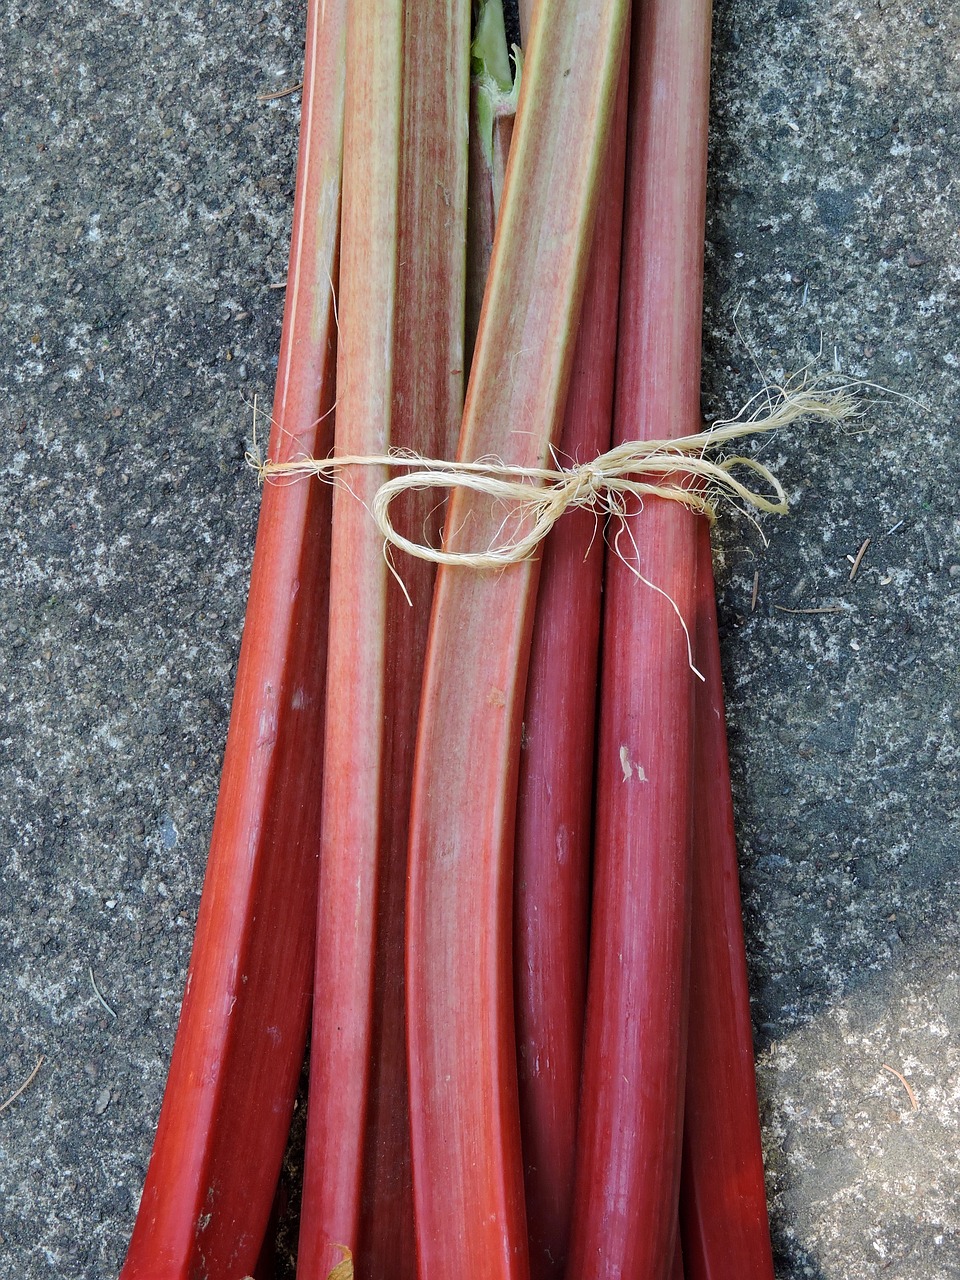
1, 1, 957, 1277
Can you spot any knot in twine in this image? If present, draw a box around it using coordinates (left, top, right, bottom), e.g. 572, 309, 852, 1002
251, 380, 859, 569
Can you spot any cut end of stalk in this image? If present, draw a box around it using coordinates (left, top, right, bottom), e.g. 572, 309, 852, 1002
472, 0, 522, 169
472, 0, 513, 92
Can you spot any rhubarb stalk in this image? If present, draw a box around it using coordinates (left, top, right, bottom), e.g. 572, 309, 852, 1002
566, 0, 713, 1276
405, 2, 630, 1276
513, 58, 629, 1280
295, 1, 469, 1276
120, 5, 345, 1274
466, 0, 520, 365
680, 521, 775, 1280
120, 1, 345, 1274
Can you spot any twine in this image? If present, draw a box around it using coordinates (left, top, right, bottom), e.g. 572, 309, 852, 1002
250, 379, 859, 569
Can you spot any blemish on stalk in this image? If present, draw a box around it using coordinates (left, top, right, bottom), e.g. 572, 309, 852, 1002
437, 842, 458, 867
555, 825, 570, 865
619, 745, 647, 782
257, 708, 278, 748
487, 686, 506, 709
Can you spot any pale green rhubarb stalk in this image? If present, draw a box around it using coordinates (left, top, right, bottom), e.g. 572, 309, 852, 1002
513, 56, 629, 1280
295, 1, 469, 1277
566, 0, 713, 1276
466, 0, 520, 364
120, 1, 346, 1274
404, 2, 630, 1276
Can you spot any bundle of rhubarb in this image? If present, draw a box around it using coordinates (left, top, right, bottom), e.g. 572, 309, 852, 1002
121, 0, 777, 1277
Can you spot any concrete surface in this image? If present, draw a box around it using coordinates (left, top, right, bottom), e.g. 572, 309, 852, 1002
1, 0, 957, 1276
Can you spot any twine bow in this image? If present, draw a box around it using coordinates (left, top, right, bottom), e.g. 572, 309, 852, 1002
252, 381, 858, 569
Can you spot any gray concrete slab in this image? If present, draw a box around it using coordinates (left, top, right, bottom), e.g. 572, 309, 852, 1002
1, 0, 957, 1276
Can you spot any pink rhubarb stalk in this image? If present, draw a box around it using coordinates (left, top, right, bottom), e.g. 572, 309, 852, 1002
680, 520, 775, 1280
405, 2, 630, 1277
566, 0, 713, 1275
295, 1, 469, 1276
121, 0, 346, 1274
513, 58, 629, 1280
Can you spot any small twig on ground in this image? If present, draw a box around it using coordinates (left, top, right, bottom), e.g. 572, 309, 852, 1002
881, 1063, 919, 1111
774, 604, 847, 615
848, 537, 871, 580
0, 1056, 44, 1115
258, 82, 303, 102
90, 966, 118, 1019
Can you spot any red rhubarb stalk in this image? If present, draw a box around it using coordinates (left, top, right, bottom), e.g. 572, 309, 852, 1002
566, 0, 713, 1276
672, 1235, 686, 1280
295, 1, 469, 1276
680, 520, 775, 1280
405, 3, 630, 1276
121, 0, 346, 1274
513, 58, 629, 1280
